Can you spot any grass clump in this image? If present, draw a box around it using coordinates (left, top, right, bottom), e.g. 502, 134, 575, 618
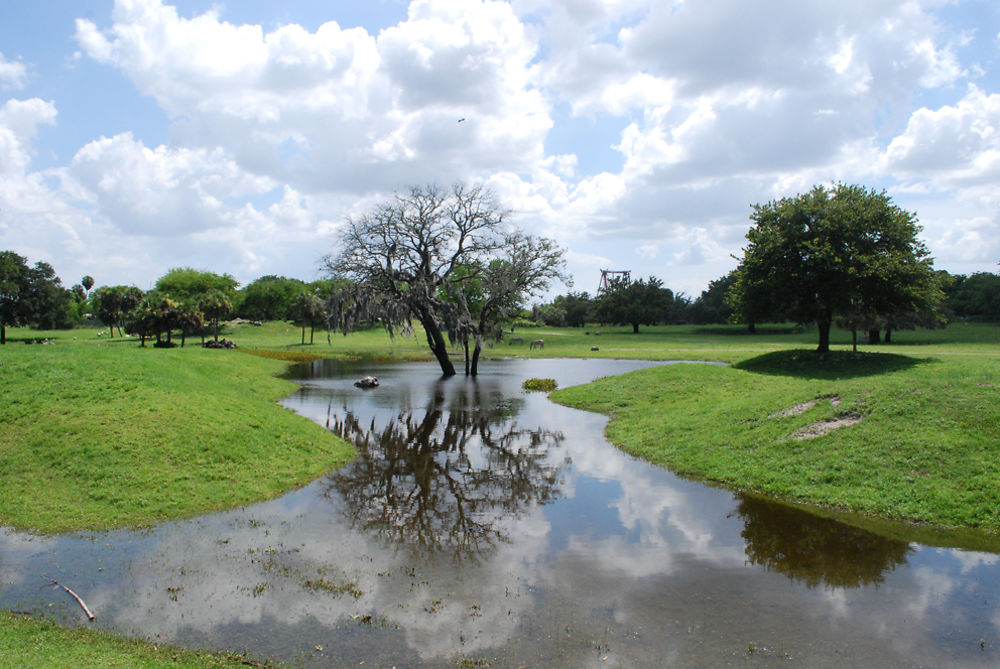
522, 378, 558, 392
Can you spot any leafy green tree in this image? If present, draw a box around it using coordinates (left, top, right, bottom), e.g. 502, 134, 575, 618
730, 183, 943, 352
451, 236, 567, 375
532, 301, 567, 326
689, 271, 737, 325
290, 292, 326, 345
552, 291, 593, 327
595, 275, 673, 333
0, 252, 78, 342
92, 285, 144, 337
155, 267, 238, 302
945, 272, 1000, 322
175, 301, 205, 348
238, 275, 308, 320
132, 293, 182, 347
198, 290, 232, 342
0, 251, 32, 344
28, 261, 75, 330
81, 275, 95, 294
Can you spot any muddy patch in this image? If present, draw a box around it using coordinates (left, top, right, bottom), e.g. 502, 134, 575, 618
791, 411, 863, 440
769, 395, 841, 418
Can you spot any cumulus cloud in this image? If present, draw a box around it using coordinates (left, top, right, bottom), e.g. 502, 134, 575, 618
0, 0, 993, 292
881, 85, 1000, 184
69, 132, 274, 235
0, 52, 28, 89
73, 0, 550, 197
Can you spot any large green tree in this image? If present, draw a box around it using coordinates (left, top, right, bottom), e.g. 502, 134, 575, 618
0, 251, 77, 342
92, 285, 144, 337
155, 267, 238, 302
595, 276, 673, 333
730, 183, 942, 352
0, 251, 32, 344
238, 275, 308, 320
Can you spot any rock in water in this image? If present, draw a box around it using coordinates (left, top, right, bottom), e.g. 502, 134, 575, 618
354, 376, 379, 389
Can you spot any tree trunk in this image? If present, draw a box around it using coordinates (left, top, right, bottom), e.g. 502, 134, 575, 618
301, 325, 305, 345
417, 309, 456, 377
885, 328, 893, 343
851, 328, 857, 352
748, 320, 756, 334
463, 339, 470, 376
471, 343, 482, 377
1, 324, 5, 345
214, 320, 219, 342
632, 322, 640, 334
816, 316, 831, 352
867, 329, 880, 344
181, 330, 186, 347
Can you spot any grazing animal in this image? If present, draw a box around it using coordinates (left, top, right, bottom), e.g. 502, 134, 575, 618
509, 337, 524, 345
530, 339, 544, 350
590, 346, 599, 351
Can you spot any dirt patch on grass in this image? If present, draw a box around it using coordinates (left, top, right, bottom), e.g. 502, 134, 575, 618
791, 411, 862, 440
769, 395, 840, 418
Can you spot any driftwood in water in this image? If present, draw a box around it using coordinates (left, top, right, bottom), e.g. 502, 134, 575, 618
45, 577, 95, 621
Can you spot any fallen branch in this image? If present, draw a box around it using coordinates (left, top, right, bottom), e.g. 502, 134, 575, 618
44, 576, 95, 621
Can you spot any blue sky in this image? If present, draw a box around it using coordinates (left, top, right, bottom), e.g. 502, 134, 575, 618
2, 0, 999, 297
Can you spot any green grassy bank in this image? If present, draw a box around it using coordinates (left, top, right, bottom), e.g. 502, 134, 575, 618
2, 320, 998, 666
0, 329, 355, 534
552, 333, 1000, 533
0, 612, 268, 668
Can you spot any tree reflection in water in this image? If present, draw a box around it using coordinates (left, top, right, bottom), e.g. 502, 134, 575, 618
325, 379, 566, 562
737, 495, 913, 588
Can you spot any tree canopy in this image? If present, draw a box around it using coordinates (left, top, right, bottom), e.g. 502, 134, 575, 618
91, 285, 145, 337
238, 275, 309, 321
0, 251, 75, 343
324, 183, 566, 376
595, 275, 674, 333
155, 267, 238, 301
730, 183, 942, 352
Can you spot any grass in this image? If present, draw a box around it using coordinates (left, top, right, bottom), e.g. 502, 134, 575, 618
0, 327, 355, 534
0, 611, 272, 668
552, 342, 1000, 534
2, 318, 999, 664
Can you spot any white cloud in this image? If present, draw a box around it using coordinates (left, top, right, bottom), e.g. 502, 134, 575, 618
74, 0, 551, 197
0, 52, 28, 89
0, 0, 994, 293
881, 85, 1000, 184
69, 132, 274, 236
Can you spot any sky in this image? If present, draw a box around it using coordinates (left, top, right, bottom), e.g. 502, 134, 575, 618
1, 0, 999, 299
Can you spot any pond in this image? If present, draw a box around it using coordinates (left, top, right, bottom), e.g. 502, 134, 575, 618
2, 357, 999, 667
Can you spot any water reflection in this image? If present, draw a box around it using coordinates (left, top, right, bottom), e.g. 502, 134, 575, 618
737, 495, 913, 588
1, 358, 999, 668
324, 379, 565, 561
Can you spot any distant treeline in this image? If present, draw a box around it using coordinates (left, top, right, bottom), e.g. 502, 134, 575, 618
3, 247, 1000, 346
530, 269, 1000, 328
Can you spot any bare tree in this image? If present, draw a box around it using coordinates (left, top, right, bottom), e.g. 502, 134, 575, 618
323, 183, 566, 376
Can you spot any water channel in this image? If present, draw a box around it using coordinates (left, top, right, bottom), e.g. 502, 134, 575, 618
1, 358, 999, 667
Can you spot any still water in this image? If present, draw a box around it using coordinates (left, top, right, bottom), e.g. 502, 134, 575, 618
2, 358, 999, 667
